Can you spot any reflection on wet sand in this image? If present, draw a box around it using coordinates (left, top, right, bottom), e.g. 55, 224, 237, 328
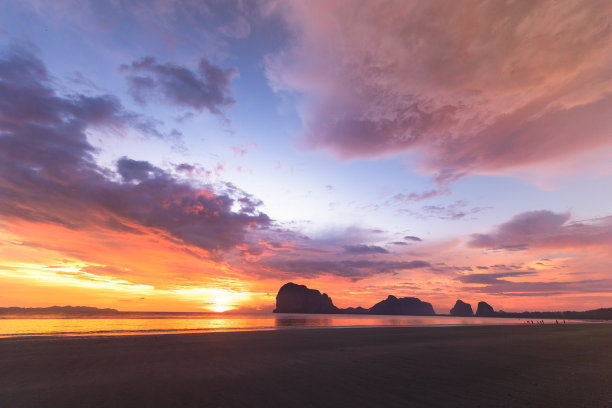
275, 317, 332, 327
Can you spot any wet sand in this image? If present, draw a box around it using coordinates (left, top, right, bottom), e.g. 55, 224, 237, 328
2, 324, 612, 407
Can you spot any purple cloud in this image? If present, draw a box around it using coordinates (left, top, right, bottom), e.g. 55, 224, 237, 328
120, 56, 236, 115
259, 259, 431, 280
469, 210, 570, 250
460, 273, 612, 296
469, 210, 612, 251
0, 48, 269, 254
344, 244, 389, 255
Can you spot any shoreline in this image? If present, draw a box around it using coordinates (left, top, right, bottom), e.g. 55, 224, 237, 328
1, 313, 598, 339
3, 324, 612, 407
0, 319, 603, 341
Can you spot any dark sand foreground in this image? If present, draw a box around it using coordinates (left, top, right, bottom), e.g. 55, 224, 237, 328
2, 324, 612, 407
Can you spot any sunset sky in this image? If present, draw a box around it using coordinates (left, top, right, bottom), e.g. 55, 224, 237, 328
1, 0, 612, 314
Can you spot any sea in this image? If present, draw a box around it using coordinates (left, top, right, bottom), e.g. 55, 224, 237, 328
0, 313, 587, 338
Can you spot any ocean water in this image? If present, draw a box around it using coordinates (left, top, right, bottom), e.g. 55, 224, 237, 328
0, 313, 585, 338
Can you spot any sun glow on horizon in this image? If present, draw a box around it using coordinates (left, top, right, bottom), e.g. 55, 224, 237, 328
173, 287, 253, 313
0, 261, 261, 312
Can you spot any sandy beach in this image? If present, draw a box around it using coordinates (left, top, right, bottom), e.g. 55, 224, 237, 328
2, 324, 612, 407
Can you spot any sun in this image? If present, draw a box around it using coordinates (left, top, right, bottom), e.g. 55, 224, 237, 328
209, 304, 233, 313
206, 289, 237, 313
170, 286, 252, 313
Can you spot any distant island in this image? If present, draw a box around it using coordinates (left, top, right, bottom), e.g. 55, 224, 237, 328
0, 306, 120, 316
4, 287, 612, 320
273, 282, 612, 319
274, 282, 435, 315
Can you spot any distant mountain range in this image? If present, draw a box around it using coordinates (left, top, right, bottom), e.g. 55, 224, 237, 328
0, 306, 120, 315
273, 282, 612, 320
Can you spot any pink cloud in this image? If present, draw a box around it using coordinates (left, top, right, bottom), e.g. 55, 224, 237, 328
214, 163, 224, 177
266, 1, 612, 179
231, 145, 248, 157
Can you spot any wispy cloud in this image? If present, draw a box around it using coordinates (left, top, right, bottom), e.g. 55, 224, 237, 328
392, 188, 451, 203
401, 201, 490, 221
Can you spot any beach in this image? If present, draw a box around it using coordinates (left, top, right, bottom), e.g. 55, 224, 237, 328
2, 324, 612, 407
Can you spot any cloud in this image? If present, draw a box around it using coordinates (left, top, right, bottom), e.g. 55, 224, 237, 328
392, 189, 450, 203
457, 271, 533, 285
120, 56, 236, 114
0, 48, 270, 254
344, 244, 389, 255
230, 225, 434, 280
469, 210, 562, 250
469, 210, 612, 251
402, 200, 490, 221
231, 145, 248, 157
430, 264, 473, 274
459, 271, 612, 296
16, 0, 256, 52
219, 15, 251, 39
117, 157, 162, 182
266, 0, 612, 179
2, 48, 429, 284
259, 259, 430, 280
404, 236, 422, 242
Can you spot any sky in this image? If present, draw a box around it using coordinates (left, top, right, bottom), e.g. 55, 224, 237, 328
1, 0, 612, 314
